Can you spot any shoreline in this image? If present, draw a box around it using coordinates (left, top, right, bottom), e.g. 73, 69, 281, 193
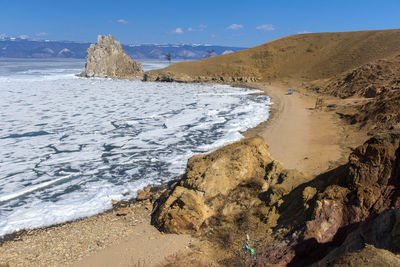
242, 82, 365, 176
0, 81, 273, 266
0, 81, 367, 266
0, 81, 268, 243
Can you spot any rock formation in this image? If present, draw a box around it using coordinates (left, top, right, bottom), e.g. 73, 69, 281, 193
314, 207, 400, 266
80, 35, 144, 79
254, 131, 400, 266
151, 132, 400, 266
152, 136, 309, 235
308, 53, 400, 135
144, 70, 258, 83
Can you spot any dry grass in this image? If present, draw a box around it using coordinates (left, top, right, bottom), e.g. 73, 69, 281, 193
147, 29, 400, 83
158, 251, 219, 267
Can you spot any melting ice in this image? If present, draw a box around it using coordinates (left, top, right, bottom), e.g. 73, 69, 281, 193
0, 58, 271, 237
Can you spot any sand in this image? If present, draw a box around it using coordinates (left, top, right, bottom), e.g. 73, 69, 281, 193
72, 224, 193, 267
0, 201, 197, 267
244, 84, 363, 176
0, 83, 364, 266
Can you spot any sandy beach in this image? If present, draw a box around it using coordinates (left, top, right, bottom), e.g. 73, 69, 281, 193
0, 199, 196, 266
244, 83, 367, 175
0, 82, 368, 266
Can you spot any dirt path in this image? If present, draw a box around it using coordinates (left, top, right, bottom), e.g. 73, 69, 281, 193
244, 84, 351, 176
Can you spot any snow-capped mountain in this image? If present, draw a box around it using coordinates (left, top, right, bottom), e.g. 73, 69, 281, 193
0, 36, 245, 59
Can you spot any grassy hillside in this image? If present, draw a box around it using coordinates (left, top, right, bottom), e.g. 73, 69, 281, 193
145, 29, 400, 83
306, 52, 400, 134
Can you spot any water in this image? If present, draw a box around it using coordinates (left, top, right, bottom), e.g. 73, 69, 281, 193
0, 58, 271, 237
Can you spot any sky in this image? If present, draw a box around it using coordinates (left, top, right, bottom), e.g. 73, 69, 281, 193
0, 0, 399, 48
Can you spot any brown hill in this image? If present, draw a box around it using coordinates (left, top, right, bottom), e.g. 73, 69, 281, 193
311, 54, 400, 98
307, 53, 400, 135
145, 29, 400, 83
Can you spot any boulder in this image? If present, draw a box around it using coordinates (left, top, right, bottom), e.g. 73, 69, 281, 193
136, 189, 151, 201
115, 207, 129, 216
80, 35, 144, 79
152, 136, 308, 234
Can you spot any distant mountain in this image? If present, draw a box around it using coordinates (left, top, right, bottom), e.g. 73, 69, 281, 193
0, 36, 245, 60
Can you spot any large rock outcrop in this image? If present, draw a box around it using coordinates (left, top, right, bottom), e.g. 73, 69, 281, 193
152, 137, 309, 235
255, 131, 400, 266
152, 132, 400, 266
80, 35, 144, 79
314, 207, 400, 266
144, 70, 258, 83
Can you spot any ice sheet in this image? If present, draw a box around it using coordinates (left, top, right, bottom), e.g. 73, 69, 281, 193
0, 59, 271, 237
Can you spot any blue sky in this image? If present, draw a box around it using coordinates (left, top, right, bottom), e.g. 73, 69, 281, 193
1, 0, 399, 47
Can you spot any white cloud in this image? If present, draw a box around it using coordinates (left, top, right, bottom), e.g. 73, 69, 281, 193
256, 24, 275, 32
172, 27, 184, 34
36, 32, 48, 37
199, 24, 207, 31
298, 30, 312, 34
227, 24, 243, 30
117, 19, 128, 24
187, 25, 207, 32
18, 35, 29, 39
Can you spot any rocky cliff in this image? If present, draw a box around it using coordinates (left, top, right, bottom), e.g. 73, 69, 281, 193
80, 35, 144, 79
255, 131, 400, 266
152, 132, 400, 266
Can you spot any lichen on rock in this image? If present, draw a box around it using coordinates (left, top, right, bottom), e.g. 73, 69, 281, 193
80, 35, 144, 79
152, 136, 309, 235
